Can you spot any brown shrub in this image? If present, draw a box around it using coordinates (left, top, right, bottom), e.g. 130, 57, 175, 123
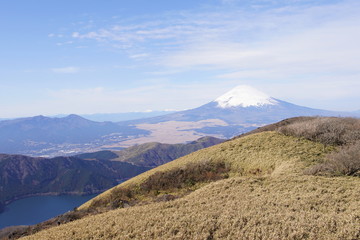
155, 194, 176, 202
305, 141, 360, 176
88, 187, 134, 211
234, 116, 315, 140
88, 160, 230, 211
140, 160, 229, 192
278, 117, 360, 146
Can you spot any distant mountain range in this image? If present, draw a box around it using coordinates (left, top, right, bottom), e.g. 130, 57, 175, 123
115, 85, 359, 146
0, 85, 358, 156
0, 114, 148, 156
124, 85, 355, 125
0, 111, 177, 123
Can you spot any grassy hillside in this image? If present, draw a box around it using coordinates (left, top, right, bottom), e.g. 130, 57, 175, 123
16, 117, 360, 239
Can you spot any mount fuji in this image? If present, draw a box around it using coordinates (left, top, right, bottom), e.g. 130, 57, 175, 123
120, 85, 356, 141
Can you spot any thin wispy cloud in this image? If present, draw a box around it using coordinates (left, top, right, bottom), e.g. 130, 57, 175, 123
129, 53, 150, 59
56, 41, 74, 46
51, 67, 79, 74
67, 1, 360, 69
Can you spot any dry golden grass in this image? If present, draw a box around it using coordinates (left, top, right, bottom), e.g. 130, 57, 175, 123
19, 131, 360, 240
22, 175, 360, 240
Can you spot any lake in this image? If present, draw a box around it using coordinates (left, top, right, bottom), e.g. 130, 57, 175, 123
0, 194, 97, 229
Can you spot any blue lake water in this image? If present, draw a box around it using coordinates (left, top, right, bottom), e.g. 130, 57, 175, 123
0, 194, 97, 229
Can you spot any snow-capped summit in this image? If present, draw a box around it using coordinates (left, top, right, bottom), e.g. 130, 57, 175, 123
214, 85, 278, 108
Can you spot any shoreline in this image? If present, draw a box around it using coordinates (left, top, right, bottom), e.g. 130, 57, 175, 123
0, 178, 128, 214
0, 190, 105, 214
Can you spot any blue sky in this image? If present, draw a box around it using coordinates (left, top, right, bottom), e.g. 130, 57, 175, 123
1, 0, 359, 118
